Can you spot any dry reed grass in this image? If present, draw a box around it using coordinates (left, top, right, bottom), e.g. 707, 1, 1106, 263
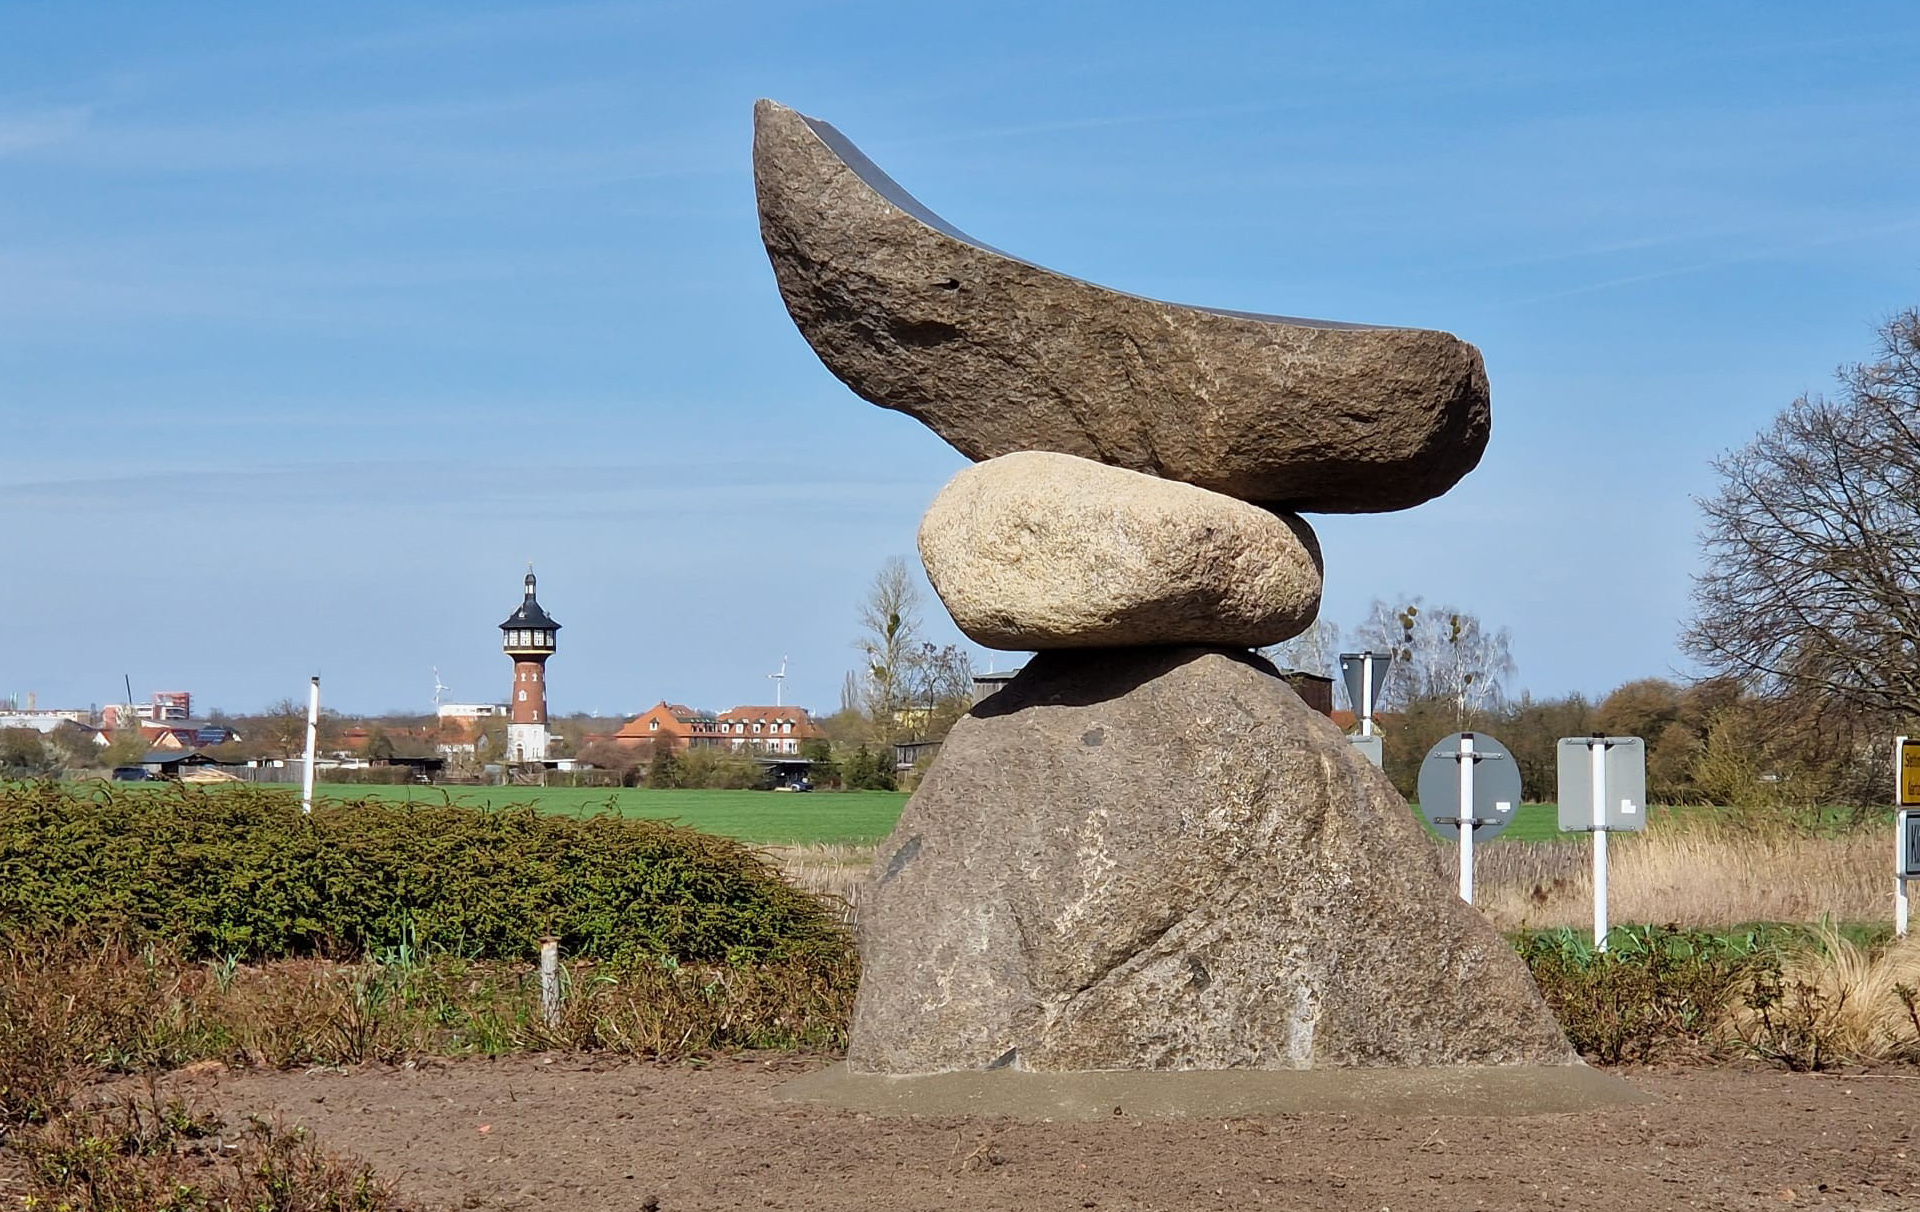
765, 843, 873, 925
1727, 927, 1920, 1068
1473, 822, 1892, 932
767, 824, 1896, 937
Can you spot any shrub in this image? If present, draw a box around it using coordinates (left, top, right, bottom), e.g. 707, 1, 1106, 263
1517, 925, 1772, 1064
15, 1088, 419, 1211
0, 781, 847, 964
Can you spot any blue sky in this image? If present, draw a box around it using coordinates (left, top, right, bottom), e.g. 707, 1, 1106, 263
3, 1, 1918, 718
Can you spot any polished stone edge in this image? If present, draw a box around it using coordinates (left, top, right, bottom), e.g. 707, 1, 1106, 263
776, 1062, 1652, 1120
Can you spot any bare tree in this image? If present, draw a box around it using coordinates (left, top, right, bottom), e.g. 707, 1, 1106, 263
854, 556, 923, 742
1263, 618, 1341, 682
899, 641, 977, 740
1684, 309, 1920, 721
1348, 597, 1515, 724
256, 698, 309, 757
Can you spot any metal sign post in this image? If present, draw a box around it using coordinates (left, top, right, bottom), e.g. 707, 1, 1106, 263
1590, 740, 1609, 948
1896, 736, 1920, 937
1898, 809, 1914, 939
1557, 736, 1648, 952
1417, 732, 1521, 905
1458, 733, 1476, 902
301, 676, 320, 816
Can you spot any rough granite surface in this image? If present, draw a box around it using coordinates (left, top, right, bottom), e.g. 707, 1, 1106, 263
918, 451, 1322, 650
847, 648, 1576, 1075
754, 98, 1492, 513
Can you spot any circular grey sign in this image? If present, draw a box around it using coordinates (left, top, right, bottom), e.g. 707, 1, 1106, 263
1417, 732, 1523, 842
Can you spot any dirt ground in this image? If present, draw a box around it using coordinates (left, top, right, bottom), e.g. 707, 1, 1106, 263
137, 1056, 1920, 1212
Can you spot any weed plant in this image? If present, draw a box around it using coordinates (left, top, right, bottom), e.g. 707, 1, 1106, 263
1517, 925, 1769, 1063
1521, 924, 1920, 1068
0, 933, 857, 1130
13, 1082, 418, 1211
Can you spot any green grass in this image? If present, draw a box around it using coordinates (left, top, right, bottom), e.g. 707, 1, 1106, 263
307, 785, 1576, 847
299, 783, 910, 844
1411, 801, 1571, 843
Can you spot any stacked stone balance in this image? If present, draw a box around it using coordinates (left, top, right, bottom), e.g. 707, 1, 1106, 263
754, 99, 1614, 1107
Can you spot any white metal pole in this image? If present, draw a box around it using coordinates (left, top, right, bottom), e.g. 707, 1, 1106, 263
1458, 733, 1476, 903
1360, 655, 1374, 738
1897, 739, 1910, 939
301, 676, 319, 816
1591, 739, 1609, 952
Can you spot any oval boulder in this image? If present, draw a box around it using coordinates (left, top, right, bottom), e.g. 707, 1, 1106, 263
919, 451, 1323, 650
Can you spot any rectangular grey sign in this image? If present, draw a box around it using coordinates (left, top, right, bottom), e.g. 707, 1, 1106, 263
1557, 737, 1648, 832
1348, 734, 1383, 769
1902, 811, 1920, 878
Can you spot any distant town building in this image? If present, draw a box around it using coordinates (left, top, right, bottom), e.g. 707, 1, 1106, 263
139, 721, 241, 750
0, 709, 95, 730
0, 712, 107, 746
971, 669, 1020, 704
500, 568, 560, 764
714, 705, 824, 755
101, 692, 192, 729
436, 702, 506, 719
612, 702, 824, 755
613, 702, 730, 752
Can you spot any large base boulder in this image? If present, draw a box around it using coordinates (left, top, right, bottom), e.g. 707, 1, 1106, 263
849, 648, 1575, 1074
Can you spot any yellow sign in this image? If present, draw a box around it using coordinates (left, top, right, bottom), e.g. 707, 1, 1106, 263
1903, 740, 1920, 806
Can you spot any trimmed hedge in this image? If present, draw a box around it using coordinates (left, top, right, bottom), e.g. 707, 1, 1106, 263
0, 782, 847, 964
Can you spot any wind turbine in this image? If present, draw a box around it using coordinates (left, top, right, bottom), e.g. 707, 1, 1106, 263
767, 656, 789, 707
432, 668, 449, 712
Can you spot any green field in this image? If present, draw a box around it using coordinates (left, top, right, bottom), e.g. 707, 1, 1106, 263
286, 783, 1594, 847
301, 783, 910, 844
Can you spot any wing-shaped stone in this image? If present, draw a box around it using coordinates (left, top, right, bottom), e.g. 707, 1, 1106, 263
754, 98, 1491, 513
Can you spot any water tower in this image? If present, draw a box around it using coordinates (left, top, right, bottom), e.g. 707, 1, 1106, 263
499, 568, 560, 762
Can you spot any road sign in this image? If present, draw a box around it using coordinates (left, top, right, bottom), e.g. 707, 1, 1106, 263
1349, 735, 1383, 769
1557, 735, 1648, 952
1339, 652, 1392, 737
1417, 733, 1522, 843
1902, 808, 1920, 939
1902, 738, 1920, 806
1556, 737, 1648, 832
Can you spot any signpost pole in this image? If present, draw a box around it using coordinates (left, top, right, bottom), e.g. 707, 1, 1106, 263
1360, 654, 1375, 739
1590, 739, 1609, 952
1898, 737, 1910, 939
1458, 733, 1476, 904
301, 676, 319, 817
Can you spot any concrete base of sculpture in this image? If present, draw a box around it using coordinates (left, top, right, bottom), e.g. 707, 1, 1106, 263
778, 1062, 1649, 1120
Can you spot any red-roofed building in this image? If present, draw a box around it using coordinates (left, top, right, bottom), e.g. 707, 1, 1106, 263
714, 705, 824, 756
613, 702, 825, 755
613, 703, 730, 752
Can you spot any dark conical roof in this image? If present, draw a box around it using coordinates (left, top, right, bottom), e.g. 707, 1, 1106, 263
500, 570, 560, 631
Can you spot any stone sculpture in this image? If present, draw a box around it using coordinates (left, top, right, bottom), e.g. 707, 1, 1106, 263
753, 99, 1631, 1113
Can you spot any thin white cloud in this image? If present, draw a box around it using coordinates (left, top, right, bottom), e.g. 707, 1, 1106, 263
0, 104, 93, 156
1499, 215, 1920, 307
